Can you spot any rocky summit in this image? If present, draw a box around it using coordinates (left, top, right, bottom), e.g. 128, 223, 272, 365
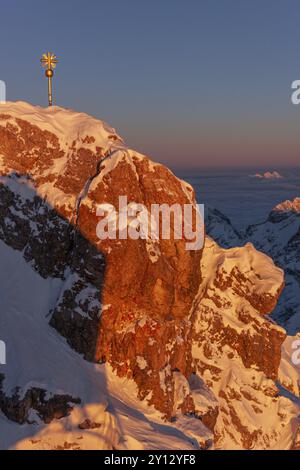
0, 101, 299, 450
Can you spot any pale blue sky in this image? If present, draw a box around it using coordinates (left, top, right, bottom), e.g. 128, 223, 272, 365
1, 0, 300, 168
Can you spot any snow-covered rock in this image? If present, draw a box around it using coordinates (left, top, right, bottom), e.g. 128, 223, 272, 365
190, 237, 300, 449
245, 197, 300, 334
274, 198, 300, 214
205, 197, 300, 335
0, 101, 298, 449
0, 101, 205, 448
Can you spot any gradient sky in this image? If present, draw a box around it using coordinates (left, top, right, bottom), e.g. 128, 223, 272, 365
1, 0, 300, 168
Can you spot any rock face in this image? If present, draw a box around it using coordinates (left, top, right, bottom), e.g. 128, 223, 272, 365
0, 101, 299, 450
77, 157, 202, 417
0, 102, 201, 420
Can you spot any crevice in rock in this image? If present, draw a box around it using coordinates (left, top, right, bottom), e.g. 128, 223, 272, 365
73, 148, 119, 235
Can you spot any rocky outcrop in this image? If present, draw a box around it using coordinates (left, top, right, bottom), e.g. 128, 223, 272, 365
0, 374, 80, 425
292, 425, 300, 450
190, 238, 299, 449
245, 198, 300, 334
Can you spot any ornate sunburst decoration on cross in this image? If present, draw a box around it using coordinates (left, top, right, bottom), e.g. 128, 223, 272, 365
40, 52, 58, 107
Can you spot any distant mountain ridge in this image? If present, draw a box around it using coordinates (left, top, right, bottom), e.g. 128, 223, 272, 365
206, 200, 300, 334
250, 171, 283, 180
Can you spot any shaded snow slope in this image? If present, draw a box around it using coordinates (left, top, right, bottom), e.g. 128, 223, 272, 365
0, 224, 209, 450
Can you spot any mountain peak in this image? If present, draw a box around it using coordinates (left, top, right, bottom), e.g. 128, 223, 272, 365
274, 197, 300, 214
0, 100, 124, 153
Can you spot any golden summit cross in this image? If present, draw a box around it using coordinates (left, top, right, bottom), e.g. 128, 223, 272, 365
40, 52, 58, 107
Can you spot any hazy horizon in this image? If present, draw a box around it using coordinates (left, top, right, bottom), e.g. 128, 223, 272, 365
171, 163, 300, 171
